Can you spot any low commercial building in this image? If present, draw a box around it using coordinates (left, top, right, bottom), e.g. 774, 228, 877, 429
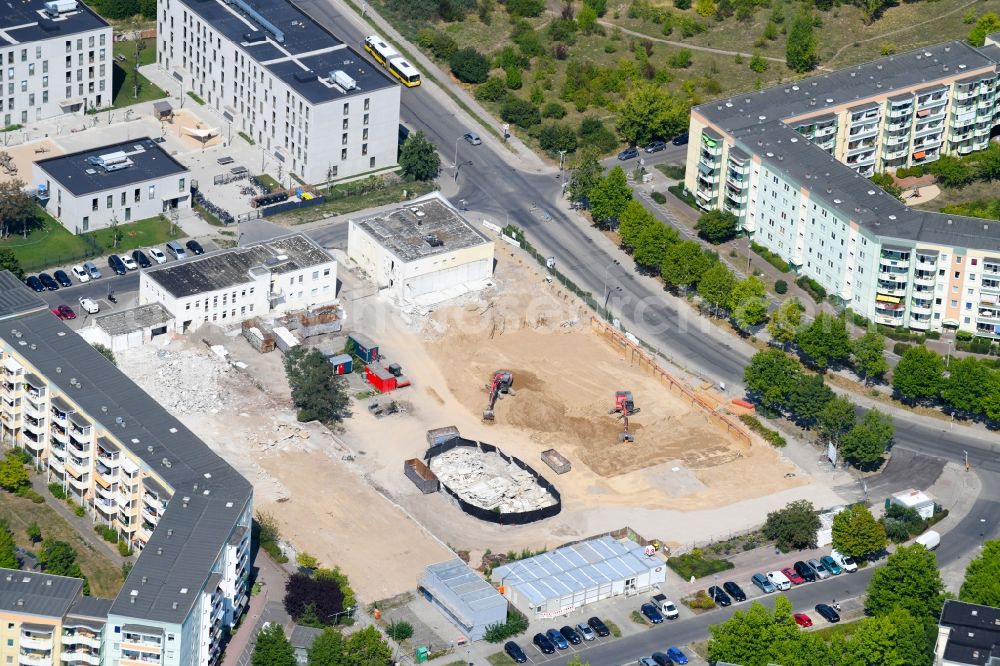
418, 559, 507, 641
891, 488, 936, 519
139, 233, 337, 332
935, 600, 1000, 665
33, 138, 190, 234
289, 625, 323, 665
491, 536, 666, 619
347, 194, 494, 305
79, 303, 175, 353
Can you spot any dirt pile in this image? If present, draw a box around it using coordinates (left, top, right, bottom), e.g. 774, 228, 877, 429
119, 345, 233, 413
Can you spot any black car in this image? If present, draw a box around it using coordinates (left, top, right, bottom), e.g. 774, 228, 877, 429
587, 616, 610, 637
708, 585, 732, 607
671, 133, 689, 145
815, 603, 841, 623
53, 270, 72, 287
723, 581, 747, 602
532, 632, 555, 655
25, 275, 44, 292
38, 273, 59, 290
640, 603, 664, 624
645, 140, 666, 153
794, 561, 817, 583
617, 146, 639, 161
108, 255, 127, 275
651, 652, 672, 666
504, 641, 527, 663
185, 239, 205, 255
560, 626, 581, 645
132, 250, 151, 269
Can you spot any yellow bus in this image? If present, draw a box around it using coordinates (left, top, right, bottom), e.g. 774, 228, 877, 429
363, 35, 397, 67
364, 35, 421, 87
388, 57, 421, 87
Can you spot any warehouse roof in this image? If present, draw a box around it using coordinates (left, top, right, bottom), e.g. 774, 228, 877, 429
35, 138, 189, 197
352, 194, 491, 262
95, 303, 173, 336
491, 537, 661, 606
939, 600, 1000, 666
0, 272, 47, 320
0, 569, 83, 619
0, 0, 109, 47
423, 559, 507, 618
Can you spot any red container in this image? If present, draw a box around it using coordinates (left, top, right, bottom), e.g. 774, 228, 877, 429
365, 365, 397, 393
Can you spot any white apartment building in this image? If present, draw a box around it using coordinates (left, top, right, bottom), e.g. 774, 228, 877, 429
685, 39, 1000, 338
33, 137, 191, 233
0, 0, 113, 124
139, 233, 337, 332
0, 270, 253, 666
156, 0, 401, 184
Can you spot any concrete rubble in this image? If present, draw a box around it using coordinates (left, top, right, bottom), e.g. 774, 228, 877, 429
119, 347, 234, 414
428, 447, 557, 513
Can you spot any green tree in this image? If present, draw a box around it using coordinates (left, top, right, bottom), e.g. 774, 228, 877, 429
588, 166, 632, 225
398, 131, 440, 181
892, 346, 945, 404
0, 453, 29, 492
661, 240, 711, 291
386, 621, 414, 641
538, 122, 577, 153
929, 154, 974, 188
0, 248, 24, 280
871, 172, 903, 200
866, 544, 945, 622
768, 298, 803, 350
698, 263, 736, 317
749, 51, 768, 73
840, 409, 893, 468
763, 499, 820, 551
857, 0, 890, 24
795, 313, 851, 370
0, 519, 18, 569
785, 10, 817, 73
831, 504, 887, 561
941, 357, 992, 416
617, 201, 656, 251
306, 627, 345, 666
960, 539, 1000, 607
851, 329, 887, 384
449, 47, 490, 83
343, 626, 393, 666
0, 180, 41, 239
743, 349, 802, 413
26, 521, 41, 545
92, 343, 117, 366
817, 395, 856, 445
695, 209, 739, 244
729, 275, 769, 329
615, 82, 689, 146
282, 347, 350, 425
253, 623, 297, 666
843, 608, 931, 666
314, 566, 357, 610
707, 596, 802, 666
500, 96, 541, 128
632, 223, 679, 272
973, 143, 1000, 181
969, 12, 1000, 46
788, 374, 834, 429
38, 540, 84, 578
566, 147, 602, 205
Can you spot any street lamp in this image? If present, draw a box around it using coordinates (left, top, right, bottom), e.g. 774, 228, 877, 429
603, 259, 620, 309
454, 136, 461, 173
454, 160, 472, 183
558, 149, 567, 172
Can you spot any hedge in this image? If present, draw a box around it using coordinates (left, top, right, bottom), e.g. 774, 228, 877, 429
750, 242, 790, 273
739, 414, 786, 447
795, 275, 827, 303
892, 342, 912, 356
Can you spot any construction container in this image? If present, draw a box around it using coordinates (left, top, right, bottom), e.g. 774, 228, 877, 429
327, 353, 353, 375
241, 319, 275, 353
426, 426, 460, 447
365, 365, 397, 393
541, 449, 571, 475
273, 326, 301, 353
404, 458, 439, 494
347, 333, 379, 363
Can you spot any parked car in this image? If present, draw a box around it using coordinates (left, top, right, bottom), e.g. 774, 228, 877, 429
51, 305, 76, 320
640, 603, 664, 624
186, 239, 205, 255
70, 264, 90, 283
166, 240, 188, 260
707, 585, 732, 607
108, 255, 127, 275
617, 146, 639, 160
808, 558, 831, 580
78, 297, 99, 314
666, 646, 689, 664
638, 658, 657, 666
671, 133, 689, 145
576, 623, 595, 641
644, 140, 666, 153
53, 270, 72, 287
545, 628, 569, 650
766, 570, 792, 591
588, 617, 610, 637
132, 250, 151, 269
815, 604, 841, 623
83, 261, 102, 280
463, 132, 481, 145
782, 567, 806, 585
39, 273, 59, 290
120, 254, 138, 271
25, 276, 44, 292
651, 593, 679, 619
723, 581, 746, 602
559, 626, 581, 645
820, 555, 843, 576
651, 652, 672, 666
793, 613, 813, 628
794, 561, 817, 583
532, 633, 555, 655
752, 573, 775, 593
831, 549, 858, 573
148, 247, 167, 264
504, 641, 527, 663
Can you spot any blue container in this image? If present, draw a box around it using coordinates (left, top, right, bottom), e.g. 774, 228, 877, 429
327, 353, 353, 375
347, 333, 379, 364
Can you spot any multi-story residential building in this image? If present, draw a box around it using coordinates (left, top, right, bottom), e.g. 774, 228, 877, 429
33, 138, 191, 234
0, 271, 253, 666
0, 0, 112, 123
935, 599, 1000, 665
156, 0, 400, 184
684, 39, 1000, 338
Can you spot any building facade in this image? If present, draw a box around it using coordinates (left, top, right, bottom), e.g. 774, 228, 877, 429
684, 39, 1000, 337
156, 0, 400, 184
0, 0, 113, 125
0, 272, 253, 666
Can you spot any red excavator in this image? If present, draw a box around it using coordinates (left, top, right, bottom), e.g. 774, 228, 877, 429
483, 370, 514, 421
610, 390, 640, 442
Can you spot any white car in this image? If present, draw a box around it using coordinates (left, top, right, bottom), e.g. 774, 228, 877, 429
148, 247, 167, 264
120, 254, 138, 271
78, 297, 99, 314
70, 264, 90, 283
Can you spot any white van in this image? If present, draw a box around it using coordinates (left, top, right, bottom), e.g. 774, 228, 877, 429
915, 530, 941, 550
831, 549, 858, 573
766, 570, 792, 591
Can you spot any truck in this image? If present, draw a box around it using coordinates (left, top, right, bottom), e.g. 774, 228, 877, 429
915, 530, 941, 550
830, 549, 858, 573
650, 593, 679, 620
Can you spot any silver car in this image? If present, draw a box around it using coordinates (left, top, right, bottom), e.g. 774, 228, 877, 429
83, 261, 102, 279
463, 131, 481, 145
576, 623, 595, 641
808, 558, 831, 579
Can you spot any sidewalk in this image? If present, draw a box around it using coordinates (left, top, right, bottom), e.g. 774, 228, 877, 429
31, 474, 128, 567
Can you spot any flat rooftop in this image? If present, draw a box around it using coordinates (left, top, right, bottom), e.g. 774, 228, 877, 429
424, 559, 507, 615
940, 600, 1000, 666
0, 569, 82, 618
175, 0, 395, 104
0, 0, 109, 47
144, 233, 334, 298
95, 303, 173, 336
0, 272, 47, 320
35, 137, 189, 197
353, 195, 491, 262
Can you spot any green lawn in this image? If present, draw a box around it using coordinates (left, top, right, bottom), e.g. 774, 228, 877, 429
88, 215, 183, 253
113, 38, 157, 68
666, 552, 735, 579
485, 653, 516, 666
274, 179, 435, 225
109, 39, 166, 110
256, 174, 281, 192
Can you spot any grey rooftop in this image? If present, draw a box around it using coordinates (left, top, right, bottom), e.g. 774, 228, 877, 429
94, 303, 173, 336
939, 600, 1000, 666
0, 0, 109, 47
0, 569, 83, 619
424, 559, 507, 614
0, 272, 47, 321
35, 138, 189, 197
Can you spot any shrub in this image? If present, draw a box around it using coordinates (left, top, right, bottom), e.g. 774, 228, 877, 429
669, 49, 693, 68
73, 505, 85, 517
474, 76, 508, 103
507, 0, 544, 16
739, 414, 787, 447
651, 191, 666, 204
500, 96, 541, 128
682, 590, 717, 610
504, 67, 522, 90
605, 620, 622, 637
483, 608, 530, 642
541, 101, 566, 118
417, 28, 458, 60
94, 525, 119, 543
14, 487, 44, 504
893, 342, 912, 356
795, 275, 827, 302
956, 330, 974, 342
48, 483, 67, 500
386, 621, 414, 642
667, 551, 734, 579
449, 47, 490, 84
750, 242, 790, 272
578, 117, 617, 153
538, 122, 577, 153
775, 279, 787, 294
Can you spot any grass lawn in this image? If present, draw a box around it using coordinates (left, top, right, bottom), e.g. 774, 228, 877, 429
113, 38, 157, 68
0, 485, 122, 597
916, 180, 1000, 212
0, 208, 94, 272
810, 618, 863, 642
88, 215, 182, 253
256, 174, 281, 192
486, 652, 516, 666
667, 551, 734, 579
109, 38, 165, 110
273, 179, 435, 225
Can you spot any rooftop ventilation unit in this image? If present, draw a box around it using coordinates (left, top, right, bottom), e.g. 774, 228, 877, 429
44, 0, 78, 16
293, 70, 317, 83
222, 0, 285, 43
243, 32, 266, 44
330, 70, 357, 91
424, 235, 443, 248
87, 151, 133, 172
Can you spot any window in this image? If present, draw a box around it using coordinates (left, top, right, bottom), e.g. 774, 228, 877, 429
370, 156, 375, 169
134, 188, 141, 203
342, 118, 348, 130
955, 271, 961, 279
972, 258, 978, 265
951, 299, 958, 307
149, 184, 155, 200
343, 102, 349, 114
82, 216, 89, 231
121, 191, 126, 205
92, 198, 98, 211
179, 177, 185, 192
363, 113, 369, 125
341, 148, 347, 160
106, 195, 112, 208
364, 97, 369, 110
956, 256, 963, 264
362, 143, 368, 156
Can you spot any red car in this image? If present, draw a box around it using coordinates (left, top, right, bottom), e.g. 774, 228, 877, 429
794, 613, 813, 628
52, 305, 76, 320
781, 567, 806, 585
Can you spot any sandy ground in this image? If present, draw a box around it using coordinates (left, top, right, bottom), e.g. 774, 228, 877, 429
0, 139, 63, 186
163, 109, 223, 151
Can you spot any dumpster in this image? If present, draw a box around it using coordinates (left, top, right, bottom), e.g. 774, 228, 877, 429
415, 647, 429, 663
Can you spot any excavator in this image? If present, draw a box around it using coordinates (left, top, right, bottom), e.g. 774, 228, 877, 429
483, 370, 514, 421
610, 390, 640, 442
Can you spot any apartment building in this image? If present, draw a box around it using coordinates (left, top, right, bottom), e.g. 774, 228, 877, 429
0, 271, 253, 666
138, 233, 337, 332
33, 138, 191, 234
156, 0, 400, 184
935, 600, 1000, 665
684, 39, 1000, 338
0, 0, 112, 123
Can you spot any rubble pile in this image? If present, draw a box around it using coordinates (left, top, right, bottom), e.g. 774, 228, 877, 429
119, 346, 233, 413
429, 447, 557, 513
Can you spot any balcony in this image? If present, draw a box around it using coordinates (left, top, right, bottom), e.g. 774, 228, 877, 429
67, 474, 90, 492
20, 636, 53, 651
910, 300, 933, 315
916, 95, 947, 109
140, 507, 160, 525
62, 633, 100, 649
913, 272, 936, 287
60, 652, 100, 665
978, 308, 1000, 322
876, 282, 907, 297
69, 428, 91, 446
880, 251, 910, 265
19, 654, 51, 666
910, 318, 931, 331
887, 106, 912, 119
95, 497, 117, 514
982, 280, 1000, 294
